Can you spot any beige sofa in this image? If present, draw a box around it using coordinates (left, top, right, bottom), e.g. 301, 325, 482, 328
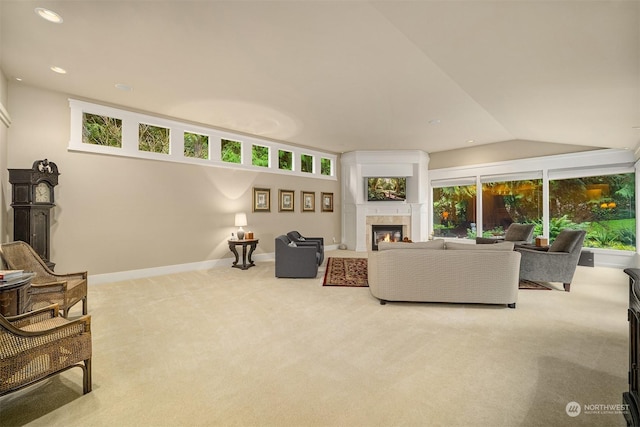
367, 240, 521, 308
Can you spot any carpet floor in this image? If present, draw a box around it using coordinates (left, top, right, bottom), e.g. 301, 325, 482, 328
0, 250, 630, 427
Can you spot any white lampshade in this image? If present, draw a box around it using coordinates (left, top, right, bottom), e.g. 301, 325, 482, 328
234, 212, 247, 227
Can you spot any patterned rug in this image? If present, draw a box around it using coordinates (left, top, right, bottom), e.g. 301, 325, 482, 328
519, 280, 552, 290
323, 257, 369, 287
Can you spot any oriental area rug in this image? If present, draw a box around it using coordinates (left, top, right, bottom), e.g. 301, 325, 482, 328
322, 257, 369, 287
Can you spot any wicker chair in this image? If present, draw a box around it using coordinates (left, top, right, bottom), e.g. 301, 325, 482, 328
0, 241, 88, 318
0, 304, 92, 396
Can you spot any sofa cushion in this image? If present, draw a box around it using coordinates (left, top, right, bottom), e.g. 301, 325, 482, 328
377, 239, 444, 251
446, 241, 514, 251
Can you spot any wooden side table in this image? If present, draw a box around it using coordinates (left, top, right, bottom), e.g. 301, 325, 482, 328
228, 239, 259, 270
0, 273, 36, 316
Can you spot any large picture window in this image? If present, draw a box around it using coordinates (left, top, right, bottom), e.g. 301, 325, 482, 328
550, 173, 635, 250
433, 184, 477, 238
481, 179, 542, 238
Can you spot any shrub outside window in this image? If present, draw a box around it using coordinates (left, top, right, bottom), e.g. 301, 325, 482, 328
184, 132, 209, 159
139, 123, 170, 154
221, 139, 242, 164
82, 113, 122, 147
481, 179, 542, 238
550, 173, 635, 250
433, 185, 477, 238
278, 150, 292, 170
301, 154, 313, 173
321, 158, 332, 176
252, 145, 269, 167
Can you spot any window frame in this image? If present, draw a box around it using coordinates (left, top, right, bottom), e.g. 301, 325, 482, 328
69, 99, 336, 180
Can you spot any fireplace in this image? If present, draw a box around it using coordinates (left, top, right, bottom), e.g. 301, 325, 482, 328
371, 225, 403, 251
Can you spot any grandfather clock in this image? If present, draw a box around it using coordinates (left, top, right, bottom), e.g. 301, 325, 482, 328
8, 159, 59, 270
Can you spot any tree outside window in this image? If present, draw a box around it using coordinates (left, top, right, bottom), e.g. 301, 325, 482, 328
221, 139, 242, 164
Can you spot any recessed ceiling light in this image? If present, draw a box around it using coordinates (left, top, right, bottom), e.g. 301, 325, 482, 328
35, 7, 63, 23
15, 77, 22, 82
115, 83, 133, 92
467, 139, 475, 144
50, 66, 67, 74
428, 119, 441, 125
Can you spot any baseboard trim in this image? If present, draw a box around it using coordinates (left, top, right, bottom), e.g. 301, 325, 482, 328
89, 244, 339, 285
89, 252, 275, 285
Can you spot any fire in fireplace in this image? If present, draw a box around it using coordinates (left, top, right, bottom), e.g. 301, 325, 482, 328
371, 225, 403, 250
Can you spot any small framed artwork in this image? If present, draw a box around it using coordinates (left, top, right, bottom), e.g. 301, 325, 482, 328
302, 191, 315, 212
253, 187, 271, 212
279, 189, 295, 212
321, 192, 334, 212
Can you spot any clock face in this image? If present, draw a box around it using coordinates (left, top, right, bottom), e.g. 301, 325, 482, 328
35, 182, 51, 203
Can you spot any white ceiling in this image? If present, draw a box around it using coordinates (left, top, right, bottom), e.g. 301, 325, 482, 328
1, 1, 638, 155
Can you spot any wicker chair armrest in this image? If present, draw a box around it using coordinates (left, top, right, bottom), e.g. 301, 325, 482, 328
3, 313, 91, 337
5, 304, 60, 325
29, 280, 68, 293
49, 271, 87, 280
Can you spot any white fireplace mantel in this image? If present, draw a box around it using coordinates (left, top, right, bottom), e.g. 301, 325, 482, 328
341, 150, 430, 251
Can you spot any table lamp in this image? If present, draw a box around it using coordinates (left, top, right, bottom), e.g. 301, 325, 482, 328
235, 212, 247, 240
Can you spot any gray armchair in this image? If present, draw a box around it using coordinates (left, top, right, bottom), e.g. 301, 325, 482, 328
476, 223, 535, 245
515, 229, 587, 292
275, 235, 319, 278
287, 230, 324, 265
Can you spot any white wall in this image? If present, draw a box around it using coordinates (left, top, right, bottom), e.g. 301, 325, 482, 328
5, 83, 341, 276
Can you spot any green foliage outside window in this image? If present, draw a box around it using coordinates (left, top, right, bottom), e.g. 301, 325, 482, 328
139, 123, 169, 154
82, 113, 122, 147
252, 145, 269, 167
221, 139, 241, 163
321, 158, 331, 176
278, 150, 292, 170
433, 185, 477, 238
550, 174, 635, 250
184, 132, 209, 159
301, 154, 313, 173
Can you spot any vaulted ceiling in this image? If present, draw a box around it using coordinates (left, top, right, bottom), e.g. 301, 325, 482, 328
1, 1, 638, 155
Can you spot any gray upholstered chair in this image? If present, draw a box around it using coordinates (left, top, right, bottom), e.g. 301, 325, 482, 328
515, 229, 587, 292
476, 223, 535, 245
0, 304, 92, 396
275, 235, 319, 278
0, 241, 88, 318
286, 230, 324, 265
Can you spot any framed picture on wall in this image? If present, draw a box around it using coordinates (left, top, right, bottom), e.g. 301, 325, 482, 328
302, 191, 315, 212
321, 192, 333, 212
279, 189, 295, 212
253, 187, 271, 212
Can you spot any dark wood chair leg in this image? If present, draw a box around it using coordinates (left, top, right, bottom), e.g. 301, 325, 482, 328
563, 283, 571, 292
83, 358, 92, 394
379, 299, 387, 305
508, 303, 516, 309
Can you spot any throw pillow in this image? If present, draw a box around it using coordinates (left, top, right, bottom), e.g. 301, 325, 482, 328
299, 237, 306, 241
288, 241, 297, 247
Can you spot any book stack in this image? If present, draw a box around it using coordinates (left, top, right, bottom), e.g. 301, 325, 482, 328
0, 270, 24, 282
